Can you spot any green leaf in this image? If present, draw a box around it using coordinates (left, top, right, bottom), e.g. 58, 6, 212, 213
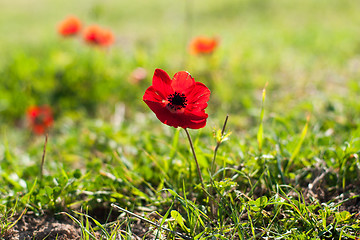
45, 186, 53, 197
160, 201, 174, 227
249, 196, 268, 211
335, 211, 351, 222
171, 210, 190, 232
21, 179, 37, 205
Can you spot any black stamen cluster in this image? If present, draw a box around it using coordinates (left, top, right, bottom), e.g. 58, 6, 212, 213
167, 92, 187, 110
34, 114, 45, 125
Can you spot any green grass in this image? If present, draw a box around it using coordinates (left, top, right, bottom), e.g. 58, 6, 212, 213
1, 0, 360, 239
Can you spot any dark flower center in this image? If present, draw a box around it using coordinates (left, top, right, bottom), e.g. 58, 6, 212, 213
34, 114, 45, 125
167, 92, 187, 110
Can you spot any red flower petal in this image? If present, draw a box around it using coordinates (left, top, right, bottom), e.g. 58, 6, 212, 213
171, 71, 195, 92
185, 82, 211, 110
83, 25, 114, 47
143, 86, 164, 103
33, 125, 45, 135
151, 69, 173, 98
27, 106, 40, 118
189, 36, 219, 55
182, 110, 208, 129
145, 100, 208, 129
58, 16, 82, 36
144, 101, 174, 125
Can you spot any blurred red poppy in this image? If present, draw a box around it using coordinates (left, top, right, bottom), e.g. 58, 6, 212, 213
189, 36, 219, 55
143, 69, 210, 129
27, 106, 54, 135
83, 25, 114, 47
57, 16, 82, 36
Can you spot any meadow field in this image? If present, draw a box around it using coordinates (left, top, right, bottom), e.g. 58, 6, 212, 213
1, 0, 360, 239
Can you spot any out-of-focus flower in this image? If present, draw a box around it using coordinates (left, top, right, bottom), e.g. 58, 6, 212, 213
143, 69, 210, 129
83, 25, 114, 47
189, 36, 219, 55
27, 106, 54, 135
57, 16, 82, 36
130, 67, 147, 84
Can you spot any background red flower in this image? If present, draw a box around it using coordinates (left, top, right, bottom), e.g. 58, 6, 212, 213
143, 69, 210, 129
57, 16, 82, 36
189, 36, 219, 55
83, 25, 114, 47
27, 106, 54, 135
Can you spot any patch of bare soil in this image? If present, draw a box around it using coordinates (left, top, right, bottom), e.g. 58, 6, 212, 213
304, 172, 360, 215
4, 213, 81, 240
319, 185, 360, 216
3, 208, 156, 240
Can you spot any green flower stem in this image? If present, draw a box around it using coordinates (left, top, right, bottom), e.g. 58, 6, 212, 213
40, 133, 48, 182
184, 128, 206, 193
211, 115, 229, 177
209, 115, 229, 217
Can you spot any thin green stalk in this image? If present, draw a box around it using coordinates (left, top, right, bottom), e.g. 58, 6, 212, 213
184, 128, 206, 193
257, 84, 267, 153
40, 133, 49, 181
209, 115, 229, 218
211, 115, 229, 177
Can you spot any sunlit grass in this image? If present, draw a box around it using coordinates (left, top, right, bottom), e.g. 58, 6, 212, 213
1, 0, 360, 239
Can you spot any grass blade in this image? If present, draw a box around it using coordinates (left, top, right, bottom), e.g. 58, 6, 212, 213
257, 83, 267, 152
288, 114, 310, 171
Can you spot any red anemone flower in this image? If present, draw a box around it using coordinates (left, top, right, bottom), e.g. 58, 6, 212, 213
83, 25, 114, 47
27, 106, 54, 135
189, 36, 219, 55
143, 69, 210, 129
57, 16, 82, 36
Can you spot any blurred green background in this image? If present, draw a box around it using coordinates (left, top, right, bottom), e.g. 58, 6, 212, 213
0, 0, 360, 140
